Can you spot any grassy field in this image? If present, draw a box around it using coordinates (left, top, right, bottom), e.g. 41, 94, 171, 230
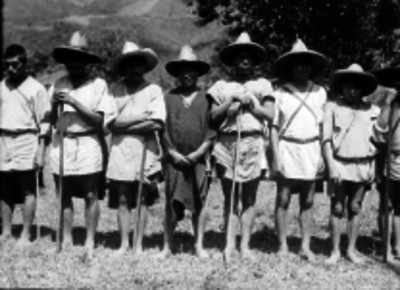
1, 159, 400, 289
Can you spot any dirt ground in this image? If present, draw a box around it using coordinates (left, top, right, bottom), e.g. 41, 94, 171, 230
1, 164, 400, 289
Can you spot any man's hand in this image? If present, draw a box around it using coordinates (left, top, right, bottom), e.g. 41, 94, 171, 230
169, 150, 190, 166
227, 102, 241, 118
34, 149, 45, 169
186, 151, 201, 165
383, 88, 398, 106
54, 91, 76, 107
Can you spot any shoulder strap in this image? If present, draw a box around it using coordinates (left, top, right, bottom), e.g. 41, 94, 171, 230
332, 103, 360, 155
15, 79, 40, 130
279, 84, 315, 138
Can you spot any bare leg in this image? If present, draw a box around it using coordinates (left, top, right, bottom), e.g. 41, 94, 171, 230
346, 183, 366, 264
114, 183, 131, 256
158, 200, 177, 259
393, 215, 400, 258
0, 200, 13, 241
222, 178, 239, 263
326, 182, 346, 264
133, 205, 148, 255
84, 191, 99, 259
299, 181, 316, 262
194, 207, 209, 258
275, 180, 292, 254
17, 194, 36, 247
240, 179, 259, 260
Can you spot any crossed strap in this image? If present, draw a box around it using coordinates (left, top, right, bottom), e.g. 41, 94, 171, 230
279, 83, 318, 139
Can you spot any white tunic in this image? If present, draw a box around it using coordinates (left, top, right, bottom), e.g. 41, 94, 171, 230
0, 76, 50, 171
106, 82, 166, 182
273, 82, 327, 180
49, 76, 117, 175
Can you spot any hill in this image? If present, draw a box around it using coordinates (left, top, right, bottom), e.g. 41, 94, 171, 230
3, 0, 224, 85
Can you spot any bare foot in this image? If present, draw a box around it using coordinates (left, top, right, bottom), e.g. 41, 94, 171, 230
195, 247, 209, 259
16, 237, 32, 248
241, 248, 256, 261
61, 240, 73, 250
346, 250, 364, 264
133, 246, 144, 256
386, 252, 396, 263
112, 246, 129, 258
299, 248, 316, 263
223, 247, 234, 264
0, 234, 12, 243
325, 251, 341, 265
156, 248, 171, 259
277, 245, 289, 257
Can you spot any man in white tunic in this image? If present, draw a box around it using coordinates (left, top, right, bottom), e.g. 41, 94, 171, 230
0, 44, 50, 246
270, 39, 327, 262
48, 32, 117, 257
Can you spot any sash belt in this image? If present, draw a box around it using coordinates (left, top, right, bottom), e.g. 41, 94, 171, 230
220, 131, 263, 137
0, 128, 37, 135
57, 130, 97, 138
280, 135, 320, 144
334, 154, 375, 163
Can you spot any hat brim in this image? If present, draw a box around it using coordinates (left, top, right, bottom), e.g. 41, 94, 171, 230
374, 67, 400, 88
165, 60, 210, 77
275, 51, 327, 80
112, 51, 158, 74
53, 46, 101, 64
330, 71, 378, 96
219, 43, 266, 66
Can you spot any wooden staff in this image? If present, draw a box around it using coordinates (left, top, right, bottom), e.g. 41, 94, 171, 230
56, 103, 64, 252
383, 102, 394, 263
224, 110, 242, 264
133, 136, 149, 252
35, 169, 41, 241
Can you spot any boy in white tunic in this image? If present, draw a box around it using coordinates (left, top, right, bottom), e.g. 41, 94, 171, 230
107, 42, 165, 256
48, 32, 117, 257
323, 64, 379, 264
373, 60, 400, 262
0, 44, 50, 246
207, 32, 275, 261
271, 39, 327, 261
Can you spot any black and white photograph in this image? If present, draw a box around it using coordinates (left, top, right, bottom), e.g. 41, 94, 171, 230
1, 0, 400, 288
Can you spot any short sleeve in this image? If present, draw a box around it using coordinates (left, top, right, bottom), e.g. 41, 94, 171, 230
207, 80, 226, 105
257, 78, 274, 103
93, 78, 118, 130
146, 85, 166, 124
322, 101, 335, 143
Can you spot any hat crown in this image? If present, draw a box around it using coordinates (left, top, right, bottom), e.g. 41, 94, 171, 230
345, 63, 365, 72
122, 41, 140, 54
178, 45, 198, 61
234, 32, 252, 44
69, 31, 88, 49
290, 39, 308, 52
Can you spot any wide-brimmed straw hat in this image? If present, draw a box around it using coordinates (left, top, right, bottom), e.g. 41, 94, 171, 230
112, 41, 158, 74
53, 31, 101, 64
218, 32, 266, 66
275, 39, 327, 80
330, 63, 378, 96
166, 45, 210, 77
374, 57, 400, 88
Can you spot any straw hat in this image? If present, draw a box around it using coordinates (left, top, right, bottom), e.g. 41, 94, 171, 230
112, 41, 158, 74
218, 32, 266, 66
330, 63, 378, 96
53, 31, 100, 64
165, 45, 210, 77
275, 39, 327, 80
374, 57, 400, 88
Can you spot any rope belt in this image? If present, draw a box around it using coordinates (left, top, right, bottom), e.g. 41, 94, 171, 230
0, 128, 38, 136
57, 130, 97, 138
221, 131, 263, 138
280, 135, 320, 144
334, 154, 375, 163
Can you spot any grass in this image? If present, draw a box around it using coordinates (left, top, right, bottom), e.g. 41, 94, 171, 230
1, 159, 400, 289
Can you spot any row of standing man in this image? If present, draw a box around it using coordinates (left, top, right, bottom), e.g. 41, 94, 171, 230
1, 31, 400, 264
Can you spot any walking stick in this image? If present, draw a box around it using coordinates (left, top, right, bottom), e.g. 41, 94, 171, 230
56, 103, 64, 253
35, 169, 41, 241
133, 135, 149, 252
223, 110, 242, 264
383, 103, 394, 263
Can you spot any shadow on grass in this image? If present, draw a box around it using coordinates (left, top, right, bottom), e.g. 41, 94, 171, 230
8, 224, 55, 241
